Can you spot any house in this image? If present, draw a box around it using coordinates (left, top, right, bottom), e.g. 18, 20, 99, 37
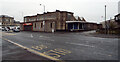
115, 13, 120, 28
0, 15, 20, 29
0, 15, 14, 27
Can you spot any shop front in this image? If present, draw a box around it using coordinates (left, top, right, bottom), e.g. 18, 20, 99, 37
23, 23, 33, 31
66, 21, 85, 31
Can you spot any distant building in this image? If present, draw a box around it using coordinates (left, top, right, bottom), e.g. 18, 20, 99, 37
20, 10, 99, 32
100, 19, 118, 29
0, 15, 20, 27
115, 13, 120, 28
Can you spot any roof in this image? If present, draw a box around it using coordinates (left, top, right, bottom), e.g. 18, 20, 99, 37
0, 15, 14, 18
66, 21, 97, 24
24, 15, 37, 18
25, 10, 73, 18
74, 16, 86, 21
115, 13, 120, 17
74, 16, 79, 20
66, 21, 86, 23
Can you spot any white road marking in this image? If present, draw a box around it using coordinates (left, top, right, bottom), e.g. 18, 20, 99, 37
39, 36, 54, 41
39, 36, 43, 37
39, 36, 50, 38
66, 42, 95, 48
31, 34, 33, 38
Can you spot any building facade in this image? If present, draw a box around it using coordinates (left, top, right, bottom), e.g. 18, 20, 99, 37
0, 15, 20, 27
21, 10, 99, 32
0, 15, 14, 27
115, 13, 120, 28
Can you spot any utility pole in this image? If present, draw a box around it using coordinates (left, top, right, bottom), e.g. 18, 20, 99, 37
105, 5, 107, 34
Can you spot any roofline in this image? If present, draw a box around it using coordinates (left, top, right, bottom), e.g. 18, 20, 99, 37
66, 21, 97, 24
115, 13, 120, 17
24, 15, 37, 18
25, 10, 74, 17
0, 15, 14, 19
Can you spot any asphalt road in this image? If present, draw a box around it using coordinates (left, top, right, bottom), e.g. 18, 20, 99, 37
2, 31, 119, 61
2, 39, 50, 60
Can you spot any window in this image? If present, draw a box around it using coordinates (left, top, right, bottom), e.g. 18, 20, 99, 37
50, 23, 52, 28
67, 13, 72, 21
41, 23, 43, 28
39, 23, 41, 29
8, 19, 10, 22
116, 17, 118, 20
24, 18, 27, 22
35, 23, 36, 28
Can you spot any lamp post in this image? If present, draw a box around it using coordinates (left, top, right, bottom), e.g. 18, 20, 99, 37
105, 5, 107, 34
40, 4, 45, 32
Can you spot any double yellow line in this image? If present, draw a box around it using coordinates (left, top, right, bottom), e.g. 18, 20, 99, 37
3, 38, 65, 62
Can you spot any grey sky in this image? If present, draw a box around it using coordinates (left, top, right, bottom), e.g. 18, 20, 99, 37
0, 0, 119, 23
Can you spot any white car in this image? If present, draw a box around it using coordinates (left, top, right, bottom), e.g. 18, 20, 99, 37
13, 28, 20, 32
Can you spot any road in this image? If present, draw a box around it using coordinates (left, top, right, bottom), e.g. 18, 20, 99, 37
2, 31, 119, 61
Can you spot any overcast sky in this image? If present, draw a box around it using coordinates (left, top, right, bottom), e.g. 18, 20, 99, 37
0, 0, 119, 23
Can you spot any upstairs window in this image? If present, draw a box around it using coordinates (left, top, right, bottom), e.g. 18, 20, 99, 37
50, 23, 52, 28
34, 23, 36, 28
41, 23, 43, 28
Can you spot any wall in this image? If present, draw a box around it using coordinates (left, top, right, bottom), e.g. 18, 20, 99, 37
32, 21, 55, 32
23, 11, 76, 32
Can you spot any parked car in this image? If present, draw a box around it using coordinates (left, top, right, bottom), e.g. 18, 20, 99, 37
13, 28, 20, 32
2, 27, 9, 31
2, 27, 5, 31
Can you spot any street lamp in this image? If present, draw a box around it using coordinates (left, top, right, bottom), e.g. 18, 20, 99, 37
105, 5, 107, 34
40, 4, 45, 32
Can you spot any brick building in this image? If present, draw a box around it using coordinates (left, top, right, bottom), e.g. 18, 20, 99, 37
0, 15, 20, 27
0, 15, 14, 27
20, 10, 99, 32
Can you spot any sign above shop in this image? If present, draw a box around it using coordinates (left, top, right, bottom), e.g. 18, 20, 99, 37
23, 23, 32, 25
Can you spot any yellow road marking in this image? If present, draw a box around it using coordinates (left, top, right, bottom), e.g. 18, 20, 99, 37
43, 48, 71, 58
2, 32, 16, 36
32, 45, 48, 50
3, 38, 65, 62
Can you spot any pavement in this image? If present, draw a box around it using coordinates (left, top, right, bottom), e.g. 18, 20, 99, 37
1, 30, 119, 62
79, 30, 120, 38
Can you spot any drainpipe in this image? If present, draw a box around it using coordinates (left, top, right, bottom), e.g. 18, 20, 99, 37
78, 23, 79, 30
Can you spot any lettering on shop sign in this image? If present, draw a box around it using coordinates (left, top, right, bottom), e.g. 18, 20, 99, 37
31, 45, 48, 50
43, 48, 71, 58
